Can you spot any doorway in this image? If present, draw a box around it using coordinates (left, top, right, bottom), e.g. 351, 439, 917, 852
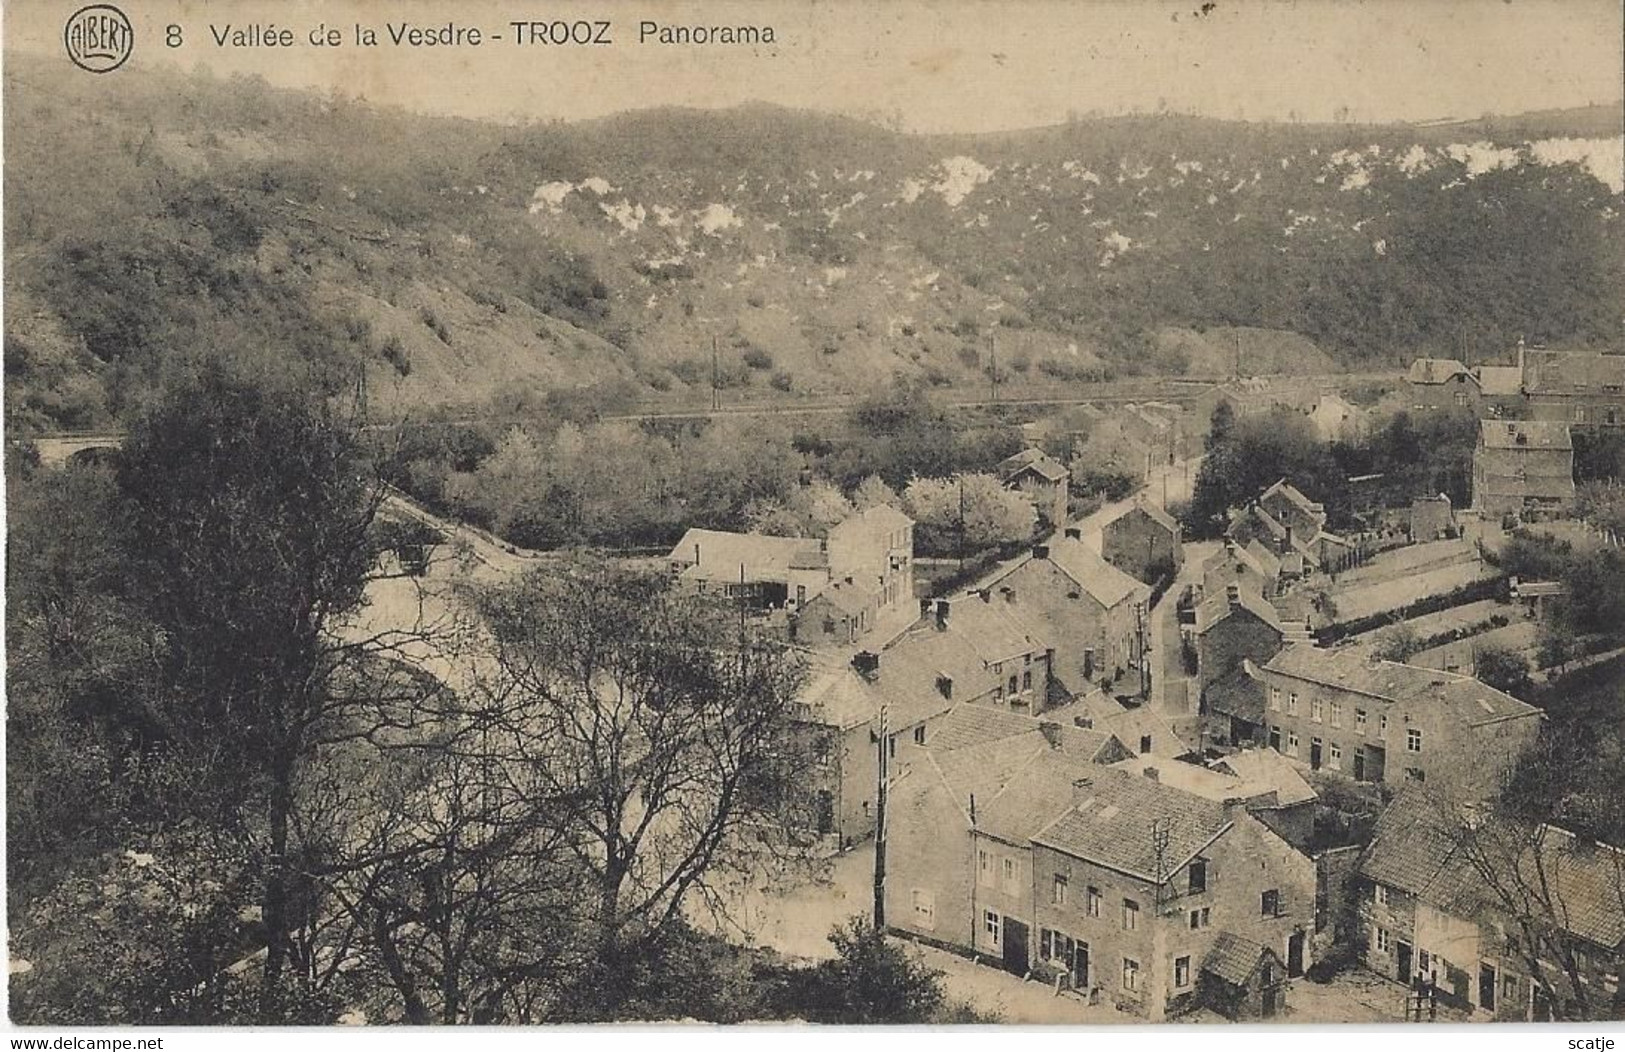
1396, 941, 1413, 985
1002, 918, 1030, 976
1287, 931, 1305, 978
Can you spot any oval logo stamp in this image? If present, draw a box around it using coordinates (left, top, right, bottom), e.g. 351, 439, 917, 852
64, 4, 133, 73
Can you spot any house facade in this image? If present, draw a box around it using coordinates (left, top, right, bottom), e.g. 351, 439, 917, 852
1195, 585, 1285, 745
1471, 420, 1575, 517
1407, 358, 1479, 413
1249, 645, 1543, 799
1102, 500, 1184, 584
1356, 792, 1625, 1020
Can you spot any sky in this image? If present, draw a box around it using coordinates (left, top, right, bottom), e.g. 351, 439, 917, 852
8, 0, 1623, 132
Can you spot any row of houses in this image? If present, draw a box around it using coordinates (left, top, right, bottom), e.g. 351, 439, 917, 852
885, 705, 1321, 1020
1408, 343, 1625, 428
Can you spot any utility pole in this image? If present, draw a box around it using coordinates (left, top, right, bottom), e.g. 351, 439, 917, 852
873, 704, 890, 929
957, 475, 967, 571
1136, 600, 1150, 699
1234, 331, 1242, 381
989, 334, 999, 404
711, 334, 721, 412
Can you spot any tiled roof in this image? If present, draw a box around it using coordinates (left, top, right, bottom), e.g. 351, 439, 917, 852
866, 599, 1053, 727
1046, 537, 1147, 609
1104, 499, 1181, 538
925, 705, 1051, 752
1205, 663, 1267, 723
669, 528, 825, 583
1474, 365, 1523, 397
1478, 420, 1573, 451
1244, 538, 1285, 579
797, 660, 879, 730
1261, 478, 1325, 516
999, 448, 1069, 484
1033, 767, 1232, 882
1259, 645, 1543, 726
975, 749, 1113, 844
1212, 748, 1317, 807
1196, 586, 1284, 634
1408, 358, 1471, 385
1361, 792, 1625, 950
1202, 932, 1273, 987
1522, 349, 1625, 394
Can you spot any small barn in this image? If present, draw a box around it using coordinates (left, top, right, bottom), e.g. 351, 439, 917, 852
1198, 932, 1289, 1020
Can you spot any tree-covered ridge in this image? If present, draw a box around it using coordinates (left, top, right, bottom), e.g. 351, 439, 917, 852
6, 55, 1622, 437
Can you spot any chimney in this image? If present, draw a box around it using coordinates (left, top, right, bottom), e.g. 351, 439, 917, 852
1001, 586, 1017, 604
935, 674, 954, 700
1071, 776, 1095, 806
934, 599, 951, 630
920, 598, 934, 619
1142, 766, 1160, 782
694, 542, 702, 566
1033, 544, 1051, 560
978, 588, 992, 604
1283, 523, 1294, 555
1039, 721, 1063, 748
851, 650, 880, 681
1064, 527, 1082, 541
1221, 796, 1247, 819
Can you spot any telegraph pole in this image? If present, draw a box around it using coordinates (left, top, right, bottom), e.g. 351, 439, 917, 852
873, 704, 890, 929
989, 334, 999, 404
711, 334, 721, 411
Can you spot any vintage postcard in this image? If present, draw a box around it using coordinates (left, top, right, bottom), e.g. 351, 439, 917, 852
4, 0, 1624, 1036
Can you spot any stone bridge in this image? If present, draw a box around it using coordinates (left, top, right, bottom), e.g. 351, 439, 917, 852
33, 432, 127, 468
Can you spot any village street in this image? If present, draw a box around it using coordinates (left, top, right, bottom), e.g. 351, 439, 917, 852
1148, 539, 1220, 746
1068, 455, 1201, 551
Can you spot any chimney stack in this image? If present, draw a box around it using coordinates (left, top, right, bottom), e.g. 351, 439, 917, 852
1071, 777, 1096, 807
1064, 527, 1082, 541
1034, 544, 1051, 560
1000, 586, 1017, 605
852, 650, 881, 681
1039, 721, 1062, 748
1142, 766, 1160, 782
934, 599, 951, 630
978, 588, 992, 604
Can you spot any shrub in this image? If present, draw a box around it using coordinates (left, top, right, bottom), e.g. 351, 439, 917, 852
769, 371, 793, 392
742, 347, 774, 370
419, 306, 450, 344
378, 334, 411, 377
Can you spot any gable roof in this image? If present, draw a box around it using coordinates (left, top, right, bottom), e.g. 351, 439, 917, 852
1104, 499, 1181, 538
668, 528, 826, 583
1196, 585, 1285, 634
999, 448, 1069, 484
1260, 478, 1325, 518
796, 659, 879, 730
1202, 932, 1279, 987
1522, 349, 1625, 394
866, 599, 1054, 727
1033, 767, 1233, 883
1046, 537, 1148, 608
1361, 791, 1625, 951
1408, 358, 1471, 385
828, 503, 913, 542
1212, 748, 1317, 808
926, 704, 1050, 752
1257, 645, 1543, 727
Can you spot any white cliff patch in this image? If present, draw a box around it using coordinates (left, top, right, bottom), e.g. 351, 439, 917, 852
1530, 136, 1625, 193
932, 156, 993, 207
529, 181, 575, 214
695, 203, 742, 236
600, 200, 647, 232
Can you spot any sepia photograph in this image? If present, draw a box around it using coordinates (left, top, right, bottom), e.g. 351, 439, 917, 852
3, 0, 1624, 1035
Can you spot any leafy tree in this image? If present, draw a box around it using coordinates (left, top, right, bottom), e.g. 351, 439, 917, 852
851, 474, 901, 511
113, 360, 436, 1013
902, 473, 1037, 556
472, 559, 811, 1019
766, 918, 948, 1024
1475, 644, 1534, 699
1372, 623, 1423, 663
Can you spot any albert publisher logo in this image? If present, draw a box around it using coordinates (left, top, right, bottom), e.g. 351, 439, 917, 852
64, 4, 133, 73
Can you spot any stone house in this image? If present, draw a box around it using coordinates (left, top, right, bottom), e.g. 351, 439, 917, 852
1409, 494, 1457, 543
1102, 500, 1184, 584
1471, 420, 1575, 518
1407, 358, 1479, 413
1356, 791, 1625, 1020
975, 534, 1151, 694
998, 448, 1070, 527
884, 711, 1131, 965
1028, 766, 1318, 1020
1195, 585, 1285, 745
1519, 346, 1625, 428
1200, 540, 1279, 601
1248, 645, 1544, 800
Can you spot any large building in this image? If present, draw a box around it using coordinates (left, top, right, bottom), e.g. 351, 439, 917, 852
1247, 645, 1543, 799
886, 739, 1317, 1021
1470, 420, 1575, 517
1356, 791, 1625, 1020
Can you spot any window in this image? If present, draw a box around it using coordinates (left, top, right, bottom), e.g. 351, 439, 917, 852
1355, 708, 1367, 732
1329, 741, 1342, 771
1188, 859, 1207, 894
994, 683, 1005, 702
1175, 956, 1192, 989
1503, 974, 1518, 999
1311, 698, 1324, 723
1379, 714, 1389, 735
912, 888, 936, 929
1001, 857, 1018, 892
1122, 957, 1141, 992
1287, 692, 1299, 715
1040, 929, 1076, 965
1022, 670, 1033, 692
1052, 874, 1069, 906
1008, 674, 1019, 696
1087, 886, 1102, 918
1407, 728, 1423, 753
1373, 883, 1389, 906
1188, 907, 1211, 930
1270, 688, 1282, 711
1330, 702, 1342, 728
888, 735, 897, 759
1122, 898, 1140, 930
1261, 889, 1280, 917
978, 850, 994, 887
983, 909, 1002, 947
1374, 927, 1390, 952
1286, 731, 1299, 757
913, 725, 926, 746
